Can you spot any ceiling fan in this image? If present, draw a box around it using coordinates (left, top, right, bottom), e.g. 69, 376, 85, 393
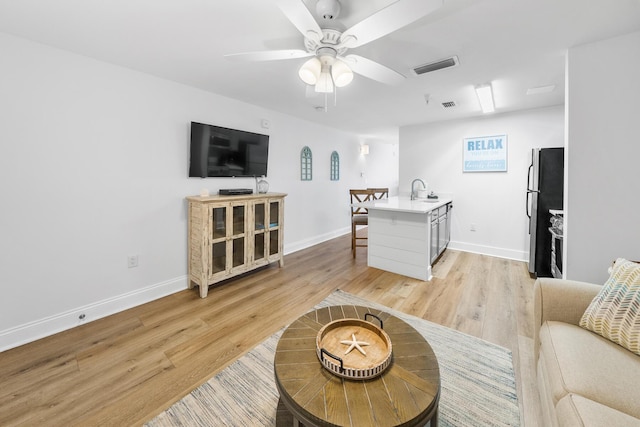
225, 0, 443, 97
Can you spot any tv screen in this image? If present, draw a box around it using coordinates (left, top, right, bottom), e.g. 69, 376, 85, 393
189, 121, 269, 178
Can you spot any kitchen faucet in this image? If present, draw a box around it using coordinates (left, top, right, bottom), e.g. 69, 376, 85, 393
411, 178, 426, 200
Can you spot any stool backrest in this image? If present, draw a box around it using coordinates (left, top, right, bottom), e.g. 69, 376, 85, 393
350, 188, 389, 216
367, 188, 389, 200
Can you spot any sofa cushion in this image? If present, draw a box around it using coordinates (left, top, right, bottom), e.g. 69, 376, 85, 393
539, 320, 640, 419
556, 394, 640, 427
580, 258, 640, 356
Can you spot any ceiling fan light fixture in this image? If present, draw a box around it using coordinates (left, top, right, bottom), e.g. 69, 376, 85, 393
299, 57, 321, 85
331, 59, 353, 87
315, 65, 334, 93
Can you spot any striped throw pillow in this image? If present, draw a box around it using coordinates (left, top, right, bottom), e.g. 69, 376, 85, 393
580, 258, 640, 356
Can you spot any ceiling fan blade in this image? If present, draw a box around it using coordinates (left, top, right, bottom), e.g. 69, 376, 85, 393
225, 49, 312, 62
339, 0, 443, 48
275, 0, 323, 43
342, 54, 405, 85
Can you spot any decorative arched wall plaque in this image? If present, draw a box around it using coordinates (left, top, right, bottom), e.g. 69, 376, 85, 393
301, 146, 312, 181
330, 151, 339, 181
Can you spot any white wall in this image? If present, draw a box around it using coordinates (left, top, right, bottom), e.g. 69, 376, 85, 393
565, 31, 640, 283
399, 106, 564, 260
358, 140, 400, 195
0, 33, 398, 351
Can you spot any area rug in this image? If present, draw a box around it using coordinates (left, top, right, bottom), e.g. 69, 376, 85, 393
146, 290, 520, 426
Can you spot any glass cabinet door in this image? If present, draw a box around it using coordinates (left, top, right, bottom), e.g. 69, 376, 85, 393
232, 205, 245, 235
212, 206, 226, 239
210, 205, 228, 275
212, 242, 226, 273
252, 202, 267, 263
268, 200, 281, 258
254, 202, 265, 231
254, 234, 265, 261
269, 229, 279, 256
209, 203, 248, 276
269, 201, 279, 228
232, 238, 244, 268
231, 204, 246, 270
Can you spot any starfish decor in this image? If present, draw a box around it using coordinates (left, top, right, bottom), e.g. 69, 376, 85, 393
340, 333, 370, 356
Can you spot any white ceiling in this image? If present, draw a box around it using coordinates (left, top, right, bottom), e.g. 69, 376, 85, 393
1, 0, 639, 140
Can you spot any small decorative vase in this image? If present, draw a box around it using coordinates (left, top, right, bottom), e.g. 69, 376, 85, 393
257, 176, 269, 194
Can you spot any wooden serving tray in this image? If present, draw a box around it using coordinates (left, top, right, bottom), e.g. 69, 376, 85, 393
316, 314, 392, 380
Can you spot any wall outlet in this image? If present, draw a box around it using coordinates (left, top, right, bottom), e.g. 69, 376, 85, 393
127, 255, 139, 268
470, 223, 476, 232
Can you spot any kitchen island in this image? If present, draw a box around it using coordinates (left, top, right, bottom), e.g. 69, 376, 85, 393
354, 196, 453, 281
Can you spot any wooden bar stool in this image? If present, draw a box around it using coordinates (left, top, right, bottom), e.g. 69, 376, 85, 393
350, 188, 388, 257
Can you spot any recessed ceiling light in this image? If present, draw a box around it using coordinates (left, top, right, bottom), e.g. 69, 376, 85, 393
526, 85, 555, 95
475, 84, 495, 113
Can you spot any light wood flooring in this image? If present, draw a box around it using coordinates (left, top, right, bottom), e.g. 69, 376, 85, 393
0, 234, 543, 426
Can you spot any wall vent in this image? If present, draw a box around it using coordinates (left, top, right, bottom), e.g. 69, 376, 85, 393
412, 56, 459, 76
441, 101, 456, 109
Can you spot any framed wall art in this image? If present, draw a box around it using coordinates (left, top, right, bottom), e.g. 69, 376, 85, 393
463, 135, 508, 172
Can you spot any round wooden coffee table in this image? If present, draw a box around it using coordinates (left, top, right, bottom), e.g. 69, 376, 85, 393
274, 305, 440, 427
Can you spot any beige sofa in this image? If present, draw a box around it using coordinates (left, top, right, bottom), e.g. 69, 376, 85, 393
534, 278, 640, 426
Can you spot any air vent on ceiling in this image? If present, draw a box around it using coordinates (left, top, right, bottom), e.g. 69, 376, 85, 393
412, 56, 459, 76
441, 101, 457, 109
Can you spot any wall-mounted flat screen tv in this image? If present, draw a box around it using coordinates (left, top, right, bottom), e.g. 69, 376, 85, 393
189, 121, 269, 178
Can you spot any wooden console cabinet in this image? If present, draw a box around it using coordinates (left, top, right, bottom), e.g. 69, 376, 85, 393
186, 193, 286, 298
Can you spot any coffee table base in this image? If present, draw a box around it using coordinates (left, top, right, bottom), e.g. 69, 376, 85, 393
276, 398, 439, 427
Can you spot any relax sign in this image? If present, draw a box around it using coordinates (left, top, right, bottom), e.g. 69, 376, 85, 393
463, 135, 508, 172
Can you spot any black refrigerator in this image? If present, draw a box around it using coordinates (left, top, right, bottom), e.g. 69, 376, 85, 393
526, 147, 564, 277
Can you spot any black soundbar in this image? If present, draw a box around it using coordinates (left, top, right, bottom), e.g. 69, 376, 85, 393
219, 188, 254, 195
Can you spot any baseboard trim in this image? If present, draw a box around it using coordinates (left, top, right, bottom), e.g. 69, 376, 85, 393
0, 276, 188, 352
284, 227, 351, 255
448, 240, 528, 262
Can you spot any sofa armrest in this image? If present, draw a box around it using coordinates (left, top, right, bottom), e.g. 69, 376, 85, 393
533, 278, 602, 359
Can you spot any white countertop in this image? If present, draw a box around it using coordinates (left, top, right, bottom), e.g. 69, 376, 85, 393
354, 196, 452, 214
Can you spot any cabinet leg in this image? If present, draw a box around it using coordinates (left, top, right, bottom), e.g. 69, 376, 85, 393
199, 286, 208, 298
198, 279, 209, 298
